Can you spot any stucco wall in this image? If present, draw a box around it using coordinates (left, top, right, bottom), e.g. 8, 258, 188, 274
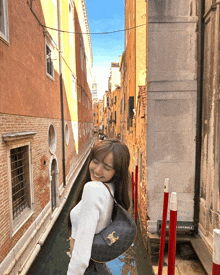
147, 0, 198, 232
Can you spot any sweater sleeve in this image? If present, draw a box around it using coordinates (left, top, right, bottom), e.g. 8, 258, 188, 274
67, 182, 104, 275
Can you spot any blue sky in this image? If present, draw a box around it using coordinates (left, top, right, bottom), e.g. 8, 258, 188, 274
85, 0, 125, 98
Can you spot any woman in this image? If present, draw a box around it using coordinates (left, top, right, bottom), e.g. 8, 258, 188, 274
67, 138, 131, 274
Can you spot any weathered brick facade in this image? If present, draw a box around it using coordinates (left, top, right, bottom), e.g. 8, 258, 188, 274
0, 114, 92, 270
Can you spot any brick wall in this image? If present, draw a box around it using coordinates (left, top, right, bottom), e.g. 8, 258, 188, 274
0, 113, 91, 264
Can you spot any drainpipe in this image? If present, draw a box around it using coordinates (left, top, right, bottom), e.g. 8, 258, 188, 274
57, 0, 66, 187
193, 0, 204, 234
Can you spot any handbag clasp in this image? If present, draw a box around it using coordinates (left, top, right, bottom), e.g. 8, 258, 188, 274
105, 231, 119, 246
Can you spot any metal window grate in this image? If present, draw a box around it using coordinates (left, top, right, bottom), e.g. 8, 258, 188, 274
11, 146, 28, 219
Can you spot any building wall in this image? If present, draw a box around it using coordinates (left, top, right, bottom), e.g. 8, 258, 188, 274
0, 0, 61, 119
147, 0, 198, 233
134, 85, 148, 243
124, 0, 136, 124
136, 0, 146, 105
199, 1, 220, 252
110, 63, 121, 93
119, 52, 127, 144
122, 1, 148, 240
0, 0, 93, 273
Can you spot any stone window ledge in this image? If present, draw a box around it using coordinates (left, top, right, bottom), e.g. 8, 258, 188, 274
2, 131, 37, 142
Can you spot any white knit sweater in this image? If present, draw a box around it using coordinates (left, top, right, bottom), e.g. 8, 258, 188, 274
67, 181, 114, 275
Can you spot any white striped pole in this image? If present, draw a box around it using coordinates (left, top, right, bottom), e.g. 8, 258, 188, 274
213, 229, 220, 275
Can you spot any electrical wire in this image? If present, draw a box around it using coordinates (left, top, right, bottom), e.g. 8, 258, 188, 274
41, 23, 146, 35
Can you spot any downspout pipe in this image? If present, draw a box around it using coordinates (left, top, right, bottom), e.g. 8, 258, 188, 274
193, 0, 205, 234
57, 0, 66, 187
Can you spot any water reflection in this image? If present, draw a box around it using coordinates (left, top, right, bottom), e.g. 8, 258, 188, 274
106, 218, 154, 275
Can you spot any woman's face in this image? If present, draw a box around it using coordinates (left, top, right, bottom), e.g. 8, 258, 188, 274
89, 152, 115, 183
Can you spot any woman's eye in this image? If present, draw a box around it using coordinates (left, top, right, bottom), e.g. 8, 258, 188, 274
93, 159, 99, 164
104, 166, 110, 171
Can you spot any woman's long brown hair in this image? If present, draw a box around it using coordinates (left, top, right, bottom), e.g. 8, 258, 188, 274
67, 138, 131, 231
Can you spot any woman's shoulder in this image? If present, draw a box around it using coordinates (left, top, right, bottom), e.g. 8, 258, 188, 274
82, 181, 112, 206
83, 181, 112, 197
84, 181, 106, 192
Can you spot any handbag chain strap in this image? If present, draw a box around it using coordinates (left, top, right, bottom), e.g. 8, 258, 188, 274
102, 183, 117, 204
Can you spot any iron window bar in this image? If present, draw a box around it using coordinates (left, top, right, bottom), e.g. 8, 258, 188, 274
11, 171, 26, 181
12, 185, 27, 197
11, 157, 26, 165
12, 179, 26, 189
11, 164, 26, 172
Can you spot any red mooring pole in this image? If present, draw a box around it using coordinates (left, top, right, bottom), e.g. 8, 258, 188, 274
135, 158, 138, 220
131, 166, 134, 204
213, 229, 220, 275
168, 192, 177, 275
158, 178, 170, 275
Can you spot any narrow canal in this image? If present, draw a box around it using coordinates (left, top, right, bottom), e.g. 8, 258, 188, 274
27, 161, 154, 275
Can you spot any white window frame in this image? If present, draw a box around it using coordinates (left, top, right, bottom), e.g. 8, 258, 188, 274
0, 0, 9, 44
45, 42, 54, 80
44, 31, 57, 81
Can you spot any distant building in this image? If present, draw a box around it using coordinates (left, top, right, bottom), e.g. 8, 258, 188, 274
92, 76, 98, 100
108, 62, 120, 93
93, 99, 103, 132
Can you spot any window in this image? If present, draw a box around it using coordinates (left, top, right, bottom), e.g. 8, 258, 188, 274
80, 35, 84, 71
44, 31, 56, 80
48, 124, 56, 154
46, 44, 54, 79
79, 123, 81, 138
82, 91, 86, 106
10, 146, 30, 220
0, 0, 9, 43
83, 123, 85, 136
65, 122, 69, 145
2, 132, 36, 236
78, 86, 81, 102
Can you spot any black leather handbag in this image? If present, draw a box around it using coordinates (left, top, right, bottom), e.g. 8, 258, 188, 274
91, 183, 137, 263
